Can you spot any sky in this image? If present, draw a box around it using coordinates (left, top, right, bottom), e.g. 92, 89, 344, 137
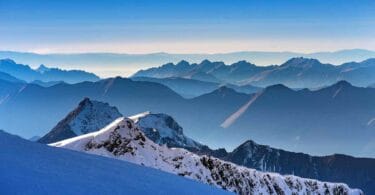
0, 0, 374, 54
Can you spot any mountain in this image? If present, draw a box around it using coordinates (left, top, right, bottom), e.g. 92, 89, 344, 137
133, 58, 375, 88
244, 58, 338, 88
1, 49, 375, 77
50, 117, 362, 195
131, 76, 261, 98
38, 98, 122, 144
221, 140, 375, 195
130, 112, 204, 151
0, 59, 100, 83
38, 98, 204, 150
0, 130, 226, 195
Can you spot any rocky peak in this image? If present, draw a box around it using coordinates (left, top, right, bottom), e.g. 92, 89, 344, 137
38, 98, 122, 144
130, 112, 203, 150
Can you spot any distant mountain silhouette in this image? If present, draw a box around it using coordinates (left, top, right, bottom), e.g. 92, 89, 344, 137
133, 57, 375, 88
0, 59, 100, 83
131, 76, 261, 98
1, 49, 375, 77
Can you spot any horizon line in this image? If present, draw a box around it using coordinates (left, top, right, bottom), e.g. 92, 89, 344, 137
0, 48, 373, 56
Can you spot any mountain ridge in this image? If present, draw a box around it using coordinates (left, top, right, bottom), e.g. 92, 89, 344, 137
2, 49, 375, 77
50, 117, 363, 195
133, 57, 375, 88
0, 59, 100, 83
38, 98, 375, 194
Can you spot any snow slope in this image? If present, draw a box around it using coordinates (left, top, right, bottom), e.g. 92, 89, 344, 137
38, 98, 122, 143
51, 117, 363, 195
0, 130, 229, 195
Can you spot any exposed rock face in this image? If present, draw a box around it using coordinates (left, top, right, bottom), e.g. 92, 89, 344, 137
130, 112, 204, 150
38, 98, 122, 143
219, 140, 375, 195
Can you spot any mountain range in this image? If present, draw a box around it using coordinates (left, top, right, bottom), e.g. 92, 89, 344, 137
0, 77, 374, 157
133, 58, 375, 88
0, 130, 227, 195
49, 115, 362, 194
37, 98, 375, 194
1, 49, 375, 77
0, 59, 100, 83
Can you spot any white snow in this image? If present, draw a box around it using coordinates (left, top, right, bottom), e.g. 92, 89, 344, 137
51, 117, 363, 195
0, 130, 228, 195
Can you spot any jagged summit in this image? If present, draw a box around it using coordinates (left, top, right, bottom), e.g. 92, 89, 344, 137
130, 112, 203, 150
38, 98, 122, 144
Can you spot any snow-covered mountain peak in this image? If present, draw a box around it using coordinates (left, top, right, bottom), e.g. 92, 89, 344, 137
51, 117, 363, 195
130, 112, 203, 150
38, 98, 122, 143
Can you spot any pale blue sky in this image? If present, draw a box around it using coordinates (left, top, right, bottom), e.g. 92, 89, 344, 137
0, 0, 374, 53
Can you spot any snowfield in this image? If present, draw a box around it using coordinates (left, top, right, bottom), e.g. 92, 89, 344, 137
0, 130, 229, 195
51, 117, 363, 195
